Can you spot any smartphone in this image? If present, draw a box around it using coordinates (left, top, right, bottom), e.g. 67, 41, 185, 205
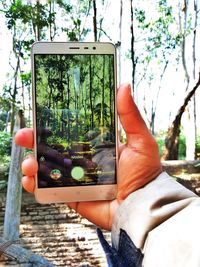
31, 42, 118, 203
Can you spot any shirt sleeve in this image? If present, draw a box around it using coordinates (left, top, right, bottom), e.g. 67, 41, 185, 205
111, 172, 200, 267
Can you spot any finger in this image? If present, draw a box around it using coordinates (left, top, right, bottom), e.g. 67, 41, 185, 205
22, 156, 38, 176
22, 176, 35, 193
15, 128, 34, 149
117, 84, 149, 137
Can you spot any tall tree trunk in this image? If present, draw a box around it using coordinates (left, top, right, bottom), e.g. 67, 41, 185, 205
185, 101, 195, 159
150, 60, 169, 135
184, 0, 198, 159
20, 68, 25, 111
130, 0, 136, 98
10, 55, 20, 135
118, 0, 123, 85
49, 0, 53, 41
100, 56, 105, 141
92, 0, 97, 41
48, 0, 56, 41
191, 0, 198, 159
180, 0, 190, 88
162, 72, 200, 160
89, 56, 94, 128
178, 0, 196, 160
74, 81, 78, 141
4, 110, 25, 240
36, 0, 41, 41
101, 56, 105, 128
109, 57, 113, 132
67, 74, 70, 142
59, 58, 65, 135
32, 0, 42, 41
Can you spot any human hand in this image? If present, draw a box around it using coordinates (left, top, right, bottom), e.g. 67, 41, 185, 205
15, 83, 162, 230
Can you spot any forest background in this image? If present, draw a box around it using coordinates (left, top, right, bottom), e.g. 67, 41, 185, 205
0, 0, 200, 183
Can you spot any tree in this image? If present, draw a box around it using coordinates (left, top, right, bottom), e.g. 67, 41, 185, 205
163, 72, 200, 160
92, 0, 97, 41
132, 0, 200, 159
3, 110, 25, 240
130, 0, 136, 97
162, 0, 200, 160
134, 0, 179, 134
116, 0, 123, 85
184, 0, 199, 160
1, 0, 56, 133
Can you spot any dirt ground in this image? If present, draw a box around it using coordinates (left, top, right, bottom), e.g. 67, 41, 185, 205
162, 160, 200, 195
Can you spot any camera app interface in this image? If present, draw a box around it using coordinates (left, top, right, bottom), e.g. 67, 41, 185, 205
34, 53, 116, 188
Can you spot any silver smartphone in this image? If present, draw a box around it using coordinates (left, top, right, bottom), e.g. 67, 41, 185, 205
31, 42, 118, 203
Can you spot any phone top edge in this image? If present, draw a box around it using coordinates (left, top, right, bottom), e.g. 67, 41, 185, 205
31, 41, 115, 46
31, 41, 116, 55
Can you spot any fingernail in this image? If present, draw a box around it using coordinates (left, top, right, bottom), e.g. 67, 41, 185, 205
121, 83, 131, 94
127, 84, 131, 95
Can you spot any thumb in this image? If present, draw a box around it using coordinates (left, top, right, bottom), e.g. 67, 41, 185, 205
117, 84, 150, 143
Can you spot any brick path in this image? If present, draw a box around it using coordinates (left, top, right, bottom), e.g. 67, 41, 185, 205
0, 197, 109, 267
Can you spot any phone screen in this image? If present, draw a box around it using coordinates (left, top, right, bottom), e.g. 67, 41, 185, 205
34, 53, 116, 188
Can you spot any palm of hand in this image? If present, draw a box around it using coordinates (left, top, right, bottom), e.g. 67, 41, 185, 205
117, 135, 161, 202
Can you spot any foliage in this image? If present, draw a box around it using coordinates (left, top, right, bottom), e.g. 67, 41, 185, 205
155, 133, 165, 158
0, 132, 11, 178
0, 96, 11, 112
134, 0, 177, 64
0, 131, 12, 156
196, 136, 200, 160
0, 180, 7, 190
0, 112, 8, 131
196, 136, 200, 150
155, 132, 200, 160
178, 135, 186, 160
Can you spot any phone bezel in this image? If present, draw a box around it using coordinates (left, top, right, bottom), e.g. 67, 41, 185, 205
31, 42, 118, 203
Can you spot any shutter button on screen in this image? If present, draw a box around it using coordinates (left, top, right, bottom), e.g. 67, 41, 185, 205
71, 167, 84, 180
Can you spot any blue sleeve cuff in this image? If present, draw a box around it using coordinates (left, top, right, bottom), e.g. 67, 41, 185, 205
97, 228, 143, 267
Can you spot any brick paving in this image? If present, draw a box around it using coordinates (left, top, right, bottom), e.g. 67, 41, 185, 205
0, 196, 109, 267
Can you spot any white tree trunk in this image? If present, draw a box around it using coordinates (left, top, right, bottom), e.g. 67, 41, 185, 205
185, 99, 196, 160
3, 111, 25, 240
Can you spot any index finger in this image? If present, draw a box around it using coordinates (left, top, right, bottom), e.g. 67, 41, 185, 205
15, 128, 34, 149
